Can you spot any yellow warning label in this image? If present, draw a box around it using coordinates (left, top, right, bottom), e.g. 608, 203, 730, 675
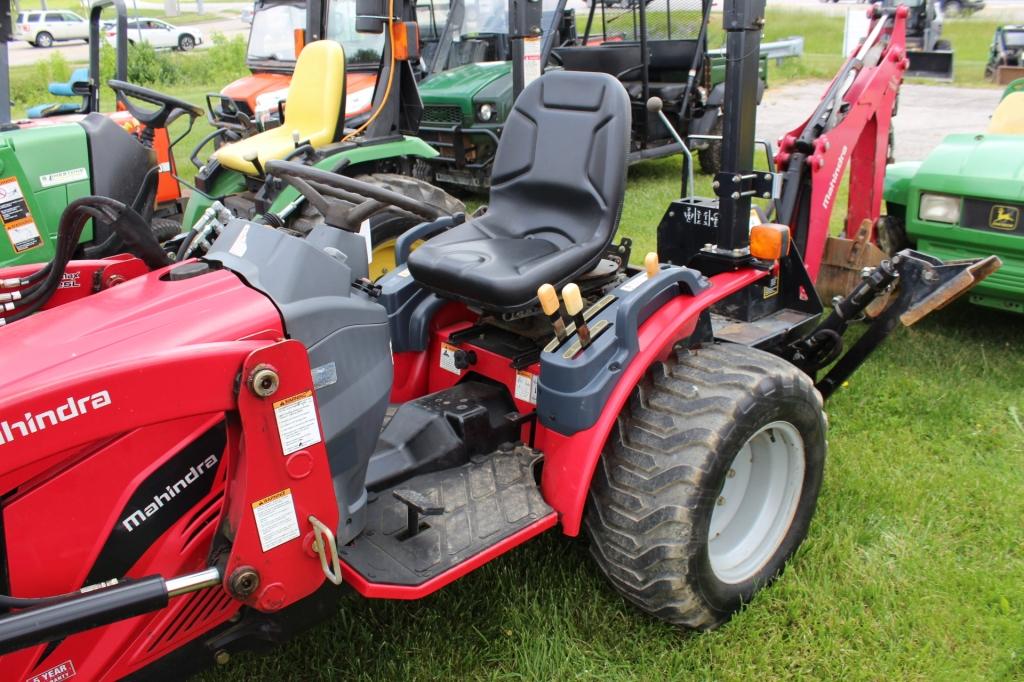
273, 390, 322, 455
251, 487, 300, 552
0, 176, 42, 254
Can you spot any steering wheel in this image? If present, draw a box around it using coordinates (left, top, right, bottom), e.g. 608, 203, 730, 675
265, 160, 448, 232
108, 79, 204, 130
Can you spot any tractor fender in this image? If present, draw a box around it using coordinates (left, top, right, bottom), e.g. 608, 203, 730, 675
883, 161, 920, 206
267, 136, 439, 215
535, 266, 768, 536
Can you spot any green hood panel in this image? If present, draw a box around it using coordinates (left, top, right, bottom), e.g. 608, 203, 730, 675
420, 62, 512, 103
883, 161, 920, 205
912, 133, 1024, 201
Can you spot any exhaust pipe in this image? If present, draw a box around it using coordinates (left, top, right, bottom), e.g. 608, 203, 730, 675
0, 568, 221, 655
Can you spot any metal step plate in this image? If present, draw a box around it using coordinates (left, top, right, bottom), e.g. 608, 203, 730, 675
340, 446, 553, 586
712, 308, 818, 347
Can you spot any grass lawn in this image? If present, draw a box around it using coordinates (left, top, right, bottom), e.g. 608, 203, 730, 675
7, 8, 1022, 680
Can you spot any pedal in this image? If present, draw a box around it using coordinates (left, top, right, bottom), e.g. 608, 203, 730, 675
392, 489, 444, 539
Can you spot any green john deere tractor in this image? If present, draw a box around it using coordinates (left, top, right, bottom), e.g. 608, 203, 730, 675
415, 0, 766, 191
881, 81, 1024, 313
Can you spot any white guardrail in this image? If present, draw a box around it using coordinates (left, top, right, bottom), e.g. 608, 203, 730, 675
708, 36, 805, 65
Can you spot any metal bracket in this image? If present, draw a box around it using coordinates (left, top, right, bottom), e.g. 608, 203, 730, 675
714, 170, 776, 201
308, 515, 343, 586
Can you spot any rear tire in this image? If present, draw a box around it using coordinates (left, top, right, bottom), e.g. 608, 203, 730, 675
877, 214, 910, 255
696, 115, 722, 176
152, 217, 182, 242
178, 34, 195, 51
585, 342, 827, 630
290, 173, 464, 279
35, 31, 53, 48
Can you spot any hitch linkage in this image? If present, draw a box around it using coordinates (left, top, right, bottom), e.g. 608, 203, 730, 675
787, 250, 1001, 400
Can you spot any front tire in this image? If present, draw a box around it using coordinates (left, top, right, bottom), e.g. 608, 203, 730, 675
178, 34, 195, 51
585, 342, 826, 630
35, 31, 53, 48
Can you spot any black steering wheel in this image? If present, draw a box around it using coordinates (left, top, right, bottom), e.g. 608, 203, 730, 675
108, 79, 204, 130
265, 160, 447, 232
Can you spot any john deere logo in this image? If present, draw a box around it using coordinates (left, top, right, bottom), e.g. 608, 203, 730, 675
989, 205, 1019, 231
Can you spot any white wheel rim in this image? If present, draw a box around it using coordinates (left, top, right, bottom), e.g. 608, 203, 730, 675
707, 421, 805, 584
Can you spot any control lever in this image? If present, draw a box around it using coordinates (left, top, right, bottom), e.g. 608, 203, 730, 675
562, 283, 591, 349
537, 283, 568, 341
647, 97, 695, 198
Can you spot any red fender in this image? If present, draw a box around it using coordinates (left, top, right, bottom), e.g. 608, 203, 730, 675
537, 268, 769, 536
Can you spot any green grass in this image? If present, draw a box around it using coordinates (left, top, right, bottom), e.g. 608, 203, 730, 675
200, 153, 1024, 681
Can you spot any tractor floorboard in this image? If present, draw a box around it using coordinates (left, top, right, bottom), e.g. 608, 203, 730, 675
712, 309, 818, 347
340, 445, 552, 586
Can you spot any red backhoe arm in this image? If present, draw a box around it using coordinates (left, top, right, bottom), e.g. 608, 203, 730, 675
774, 5, 910, 281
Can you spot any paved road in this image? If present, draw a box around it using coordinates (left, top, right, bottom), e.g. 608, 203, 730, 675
8, 15, 247, 67
756, 81, 1003, 162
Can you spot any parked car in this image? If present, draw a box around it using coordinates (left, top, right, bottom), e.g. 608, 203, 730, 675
940, 0, 985, 17
15, 11, 89, 48
105, 17, 203, 51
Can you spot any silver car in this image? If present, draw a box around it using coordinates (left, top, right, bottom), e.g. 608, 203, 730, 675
15, 11, 90, 48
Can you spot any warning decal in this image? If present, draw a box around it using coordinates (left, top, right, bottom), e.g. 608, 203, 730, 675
514, 370, 538, 405
273, 390, 322, 456
0, 177, 42, 254
440, 342, 462, 376
251, 488, 301, 552
523, 35, 542, 85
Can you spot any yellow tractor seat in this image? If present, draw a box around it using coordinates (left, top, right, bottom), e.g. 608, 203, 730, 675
988, 92, 1024, 136
213, 40, 346, 175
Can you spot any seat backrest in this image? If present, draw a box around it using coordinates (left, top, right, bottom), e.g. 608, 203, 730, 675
989, 91, 1024, 135
483, 70, 631, 256
286, 40, 346, 144
552, 44, 643, 77
49, 67, 89, 97
647, 39, 698, 78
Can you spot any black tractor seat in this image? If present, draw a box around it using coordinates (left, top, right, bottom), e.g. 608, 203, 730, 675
407, 70, 631, 312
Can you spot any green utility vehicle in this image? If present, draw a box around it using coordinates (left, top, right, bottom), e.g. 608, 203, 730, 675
416, 0, 766, 191
881, 82, 1024, 313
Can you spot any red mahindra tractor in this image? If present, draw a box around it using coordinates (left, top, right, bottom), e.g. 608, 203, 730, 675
0, 2, 998, 680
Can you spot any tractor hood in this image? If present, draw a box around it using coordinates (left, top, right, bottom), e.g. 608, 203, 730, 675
420, 62, 512, 102
912, 133, 1024, 201
221, 72, 377, 118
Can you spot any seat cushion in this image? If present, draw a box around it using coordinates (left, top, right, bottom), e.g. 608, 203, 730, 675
213, 40, 345, 175
623, 81, 687, 102
989, 92, 1024, 135
407, 220, 587, 309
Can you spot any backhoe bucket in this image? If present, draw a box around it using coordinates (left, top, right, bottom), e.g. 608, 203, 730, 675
905, 49, 954, 80
816, 221, 889, 316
